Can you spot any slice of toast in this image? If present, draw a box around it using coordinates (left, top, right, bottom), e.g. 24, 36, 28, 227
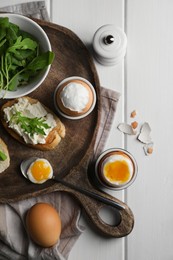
0, 138, 10, 173
1, 97, 65, 151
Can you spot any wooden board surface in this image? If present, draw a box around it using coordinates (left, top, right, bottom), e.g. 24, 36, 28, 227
0, 19, 100, 201
0, 19, 134, 237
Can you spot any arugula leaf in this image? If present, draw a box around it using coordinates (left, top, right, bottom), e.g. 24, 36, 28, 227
8, 71, 31, 90
13, 49, 36, 61
0, 39, 6, 48
9, 22, 19, 35
10, 111, 51, 136
11, 56, 26, 67
26, 51, 55, 71
6, 23, 19, 46
0, 17, 9, 28
7, 74, 19, 91
8, 37, 38, 53
18, 72, 30, 84
19, 30, 36, 41
0, 28, 6, 41
0, 150, 7, 161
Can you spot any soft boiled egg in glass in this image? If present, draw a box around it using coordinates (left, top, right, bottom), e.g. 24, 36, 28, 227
21, 157, 53, 184
95, 148, 138, 190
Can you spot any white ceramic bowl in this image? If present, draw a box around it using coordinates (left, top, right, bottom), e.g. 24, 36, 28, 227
0, 13, 52, 99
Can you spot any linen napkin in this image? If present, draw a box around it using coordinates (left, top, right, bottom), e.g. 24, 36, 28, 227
0, 2, 120, 260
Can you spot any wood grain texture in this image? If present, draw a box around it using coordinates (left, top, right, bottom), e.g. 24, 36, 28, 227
0, 18, 100, 201
50, 0, 126, 259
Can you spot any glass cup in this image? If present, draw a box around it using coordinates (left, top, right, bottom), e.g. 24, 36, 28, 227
95, 148, 138, 190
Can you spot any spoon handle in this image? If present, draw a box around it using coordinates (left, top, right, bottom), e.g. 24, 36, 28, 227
53, 176, 125, 211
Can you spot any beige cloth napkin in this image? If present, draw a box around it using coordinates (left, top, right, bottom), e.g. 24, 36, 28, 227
0, 2, 120, 260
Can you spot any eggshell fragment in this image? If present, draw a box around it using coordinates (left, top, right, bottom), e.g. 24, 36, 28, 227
138, 122, 152, 144
131, 121, 138, 129
130, 110, 137, 118
26, 203, 61, 247
143, 143, 154, 156
147, 147, 153, 154
117, 123, 136, 135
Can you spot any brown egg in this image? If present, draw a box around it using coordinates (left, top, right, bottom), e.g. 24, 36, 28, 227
56, 79, 94, 117
26, 203, 61, 247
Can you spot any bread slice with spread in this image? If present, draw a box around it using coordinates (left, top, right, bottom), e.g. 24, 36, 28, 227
1, 97, 65, 150
0, 138, 10, 173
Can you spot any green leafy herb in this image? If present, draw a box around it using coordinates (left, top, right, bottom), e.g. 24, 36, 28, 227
0, 150, 7, 161
0, 17, 55, 93
8, 36, 38, 53
10, 111, 51, 136
26, 51, 55, 71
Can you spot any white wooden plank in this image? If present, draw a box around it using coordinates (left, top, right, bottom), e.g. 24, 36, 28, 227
51, 0, 126, 259
126, 0, 173, 259
51, 0, 125, 149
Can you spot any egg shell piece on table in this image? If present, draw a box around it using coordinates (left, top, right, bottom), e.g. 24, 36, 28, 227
117, 123, 136, 135
26, 203, 61, 247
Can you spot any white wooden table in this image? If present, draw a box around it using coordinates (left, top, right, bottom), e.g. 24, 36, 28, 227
1, 0, 173, 259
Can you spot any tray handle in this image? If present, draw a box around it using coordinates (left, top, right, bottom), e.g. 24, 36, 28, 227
58, 185, 134, 237
76, 193, 134, 237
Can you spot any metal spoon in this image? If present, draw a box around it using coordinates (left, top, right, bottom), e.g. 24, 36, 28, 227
20, 157, 125, 210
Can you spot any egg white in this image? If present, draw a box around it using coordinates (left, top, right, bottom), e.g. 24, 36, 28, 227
27, 158, 53, 184
102, 154, 134, 185
60, 82, 89, 112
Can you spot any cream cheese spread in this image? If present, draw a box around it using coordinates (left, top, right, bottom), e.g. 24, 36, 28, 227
60, 82, 89, 112
3, 98, 56, 145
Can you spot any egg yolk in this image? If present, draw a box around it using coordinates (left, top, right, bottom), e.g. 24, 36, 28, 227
31, 160, 51, 181
103, 160, 131, 184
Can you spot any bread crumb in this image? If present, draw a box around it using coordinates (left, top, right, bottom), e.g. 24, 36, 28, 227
131, 121, 138, 129
130, 110, 137, 118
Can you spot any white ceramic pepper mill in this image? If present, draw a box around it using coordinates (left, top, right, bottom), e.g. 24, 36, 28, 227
92, 24, 127, 66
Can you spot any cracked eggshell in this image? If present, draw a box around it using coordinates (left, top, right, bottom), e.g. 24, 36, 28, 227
143, 142, 154, 156
138, 122, 152, 144
130, 110, 137, 118
117, 123, 136, 135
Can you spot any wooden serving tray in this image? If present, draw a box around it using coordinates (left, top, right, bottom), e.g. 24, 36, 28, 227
0, 19, 134, 237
